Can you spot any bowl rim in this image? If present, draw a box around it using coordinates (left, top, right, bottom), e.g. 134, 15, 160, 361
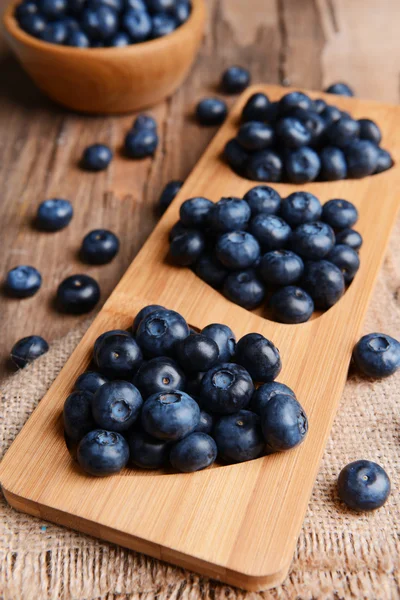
2, 0, 205, 55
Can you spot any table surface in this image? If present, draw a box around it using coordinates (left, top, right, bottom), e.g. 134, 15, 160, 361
0, 0, 399, 381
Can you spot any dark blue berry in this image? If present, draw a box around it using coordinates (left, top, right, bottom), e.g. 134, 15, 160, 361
196, 98, 227, 126
302, 260, 345, 309
180, 197, 213, 228
358, 119, 381, 144
173, 0, 191, 24
37, 0, 66, 19
11, 335, 49, 368
56, 274, 100, 314
151, 13, 176, 37
276, 117, 312, 148
15, 0, 38, 20
195, 409, 215, 434
326, 244, 360, 283
249, 214, 291, 251
75, 371, 108, 394
337, 460, 390, 511
63, 391, 96, 455
374, 149, 393, 174
195, 254, 228, 288
200, 363, 254, 414
221, 66, 250, 94
326, 116, 360, 148
40, 20, 68, 42
176, 334, 219, 373
141, 390, 200, 440
18, 13, 47, 36
146, 0, 175, 13
313, 98, 327, 114
109, 31, 131, 45
345, 140, 379, 178
81, 5, 118, 39
216, 231, 260, 270
128, 431, 170, 469
259, 250, 304, 285
170, 432, 217, 472
169, 229, 205, 266
82, 144, 113, 171
236, 122, 274, 151
291, 109, 326, 145
80, 229, 120, 264
201, 323, 236, 362
132, 113, 157, 131
278, 91, 313, 115
132, 304, 164, 335
77, 430, 129, 476
323, 199, 359, 230
6, 265, 42, 298
95, 332, 143, 378
286, 146, 321, 183
250, 381, 296, 415
94, 329, 131, 362
320, 105, 342, 127
169, 220, 190, 242
352, 333, 400, 378
325, 82, 354, 97
223, 269, 266, 310
269, 285, 314, 324
158, 180, 183, 214
335, 228, 363, 251
210, 197, 251, 233
319, 146, 347, 180
246, 149, 283, 182
243, 185, 281, 217
291, 222, 335, 260
124, 0, 147, 9
261, 393, 308, 451
224, 139, 249, 173
92, 380, 143, 431
241, 93, 270, 123
67, 30, 90, 46
280, 191, 322, 227
235, 333, 281, 383
124, 129, 159, 158
213, 410, 264, 463
136, 308, 189, 358
135, 357, 186, 397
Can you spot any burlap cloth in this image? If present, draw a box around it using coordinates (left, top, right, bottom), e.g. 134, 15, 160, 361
1, 222, 399, 600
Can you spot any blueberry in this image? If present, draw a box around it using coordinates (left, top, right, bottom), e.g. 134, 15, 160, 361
221, 66, 250, 94
320, 105, 342, 127
15, 0, 38, 20
56, 274, 100, 314
89, 0, 123, 11
345, 140, 379, 178
94, 329, 131, 362
302, 260, 345, 309
269, 285, 314, 324
146, 0, 175, 13
68, 0, 86, 13
37, 0, 66, 19
169, 229, 205, 266
142, 390, 200, 440
352, 333, 400, 378
243, 185, 281, 217
195, 254, 228, 288
335, 228, 363, 251
223, 269, 266, 310
280, 191, 322, 227
246, 149, 283, 182
40, 20, 68, 43
263, 101, 280, 125
200, 363, 254, 414
80, 229, 120, 265
186, 370, 205, 397
251, 382, 296, 415
92, 380, 143, 431
325, 82, 354, 97
95, 333, 143, 378
5, 265, 42, 298
261, 393, 308, 452
374, 148, 394, 174
18, 13, 46, 36
124, 129, 159, 158
124, 0, 147, 9
276, 117, 312, 148
132, 114, 157, 131
210, 197, 251, 233
241, 93, 270, 123
326, 116, 360, 148
196, 98, 227, 127
173, 0, 191, 23
235, 333, 281, 383
291, 221, 335, 260
213, 410, 264, 463
81, 144, 113, 171
326, 244, 360, 283
135, 356, 186, 397
259, 250, 304, 285
176, 334, 219, 373
63, 390, 96, 457
169, 221, 189, 242
75, 371, 108, 394
313, 98, 327, 114
290, 109, 326, 145
128, 431, 170, 469
337, 460, 390, 511
151, 13, 176, 37
236, 122, 274, 152
67, 30, 90, 46
109, 31, 131, 45
170, 432, 217, 472
121, 8, 151, 41
224, 139, 249, 174
77, 430, 129, 476
158, 180, 183, 214
249, 214, 291, 251
132, 305, 165, 334
216, 231, 260, 270
180, 197, 213, 228
10, 335, 49, 368
278, 91, 313, 115
322, 200, 358, 230
81, 5, 118, 39
319, 146, 347, 180
285, 146, 321, 183
201, 323, 236, 362
358, 118, 381, 144
195, 409, 214, 434
136, 308, 189, 357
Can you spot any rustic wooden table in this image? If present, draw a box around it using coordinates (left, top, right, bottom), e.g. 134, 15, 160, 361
0, 0, 399, 381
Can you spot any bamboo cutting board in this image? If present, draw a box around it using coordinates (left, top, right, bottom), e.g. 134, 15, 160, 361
1, 85, 400, 591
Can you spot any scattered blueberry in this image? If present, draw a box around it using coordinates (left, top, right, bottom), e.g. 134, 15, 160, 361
326, 244, 360, 283
352, 333, 400, 378
223, 269, 266, 310
141, 390, 200, 440
56, 274, 100, 314
124, 128, 159, 158
170, 432, 217, 472
77, 430, 129, 476
235, 333, 281, 383
200, 362, 254, 414
135, 356, 186, 397
260, 393, 308, 452
74, 371, 108, 394
221, 66, 250, 94
158, 180, 183, 214
128, 431, 170, 469
337, 460, 390, 511
196, 98, 227, 127
81, 144, 113, 171
269, 286, 314, 324
201, 323, 236, 362
259, 250, 304, 286
10, 335, 49, 368
80, 229, 120, 264
132, 114, 157, 131
92, 381, 143, 432
250, 381, 296, 415
213, 410, 264, 463
5, 265, 42, 298
325, 82, 354, 97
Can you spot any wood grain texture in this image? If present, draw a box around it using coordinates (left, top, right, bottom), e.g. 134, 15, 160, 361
0, 0, 400, 381
1, 86, 400, 591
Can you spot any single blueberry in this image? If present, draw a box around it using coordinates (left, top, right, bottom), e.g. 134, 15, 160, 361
132, 114, 157, 131
221, 66, 250, 94
10, 335, 49, 368
121, 7, 152, 40
291, 221, 335, 260
56, 274, 100, 314
15, 0, 38, 21
92, 380, 143, 431
209, 197, 251, 233
124, 129, 159, 158
37, 0, 66, 19
186, 370, 205, 398
352, 333, 400, 378
326, 116, 360, 148
319, 146, 347, 180
249, 214, 291, 251
223, 269, 266, 310
109, 31, 131, 45
169, 229, 205, 266
158, 180, 183, 214
95, 332, 143, 378
236, 121, 275, 152
280, 191, 322, 227
5, 265, 42, 298
337, 460, 390, 511
213, 410, 264, 463
151, 13, 176, 38
40, 20, 68, 43
68, 0, 86, 14
216, 231, 260, 270
135, 356, 186, 398
200, 362, 254, 414
278, 91, 314, 115
81, 5, 118, 39
290, 109, 326, 145
142, 390, 200, 440
322, 198, 358, 229
235, 332, 281, 383
77, 430, 129, 476
250, 381, 296, 415
325, 82, 354, 97
285, 146, 321, 183
335, 228, 363, 251
132, 305, 165, 335
263, 101, 280, 124
146, 0, 175, 13
196, 98, 227, 126
124, 0, 147, 9
326, 244, 360, 283
260, 393, 308, 451
276, 117, 312, 148
80, 229, 120, 265
302, 260, 345, 309
224, 139, 249, 174
345, 140, 379, 178
243, 185, 281, 217
128, 430, 170, 469
320, 105, 342, 127
180, 197, 213, 228
195, 254, 228, 288
93, 329, 131, 362
136, 308, 189, 357
173, 0, 191, 24
176, 334, 219, 373
269, 285, 314, 324
374, 149, 394, 174
201, 323, 236, 362
18, 13, 46, 36
358, 119, 382, 144
246, 149, 283, 182
81, 144, 113, 171
241, 93, 270, 123
259, 250, 304, 285
75, 371, 108, 395
67, 30, 90, 46
194, 409, 215, 434
313, 98, 327, 114
63, 390, 96, 457
170, 432, 217, 472
88, 0, 123, 11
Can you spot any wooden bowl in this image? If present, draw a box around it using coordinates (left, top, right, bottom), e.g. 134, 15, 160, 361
2, 0, 206, 114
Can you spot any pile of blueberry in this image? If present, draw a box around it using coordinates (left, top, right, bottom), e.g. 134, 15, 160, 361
64, 304, 309, 475
14, 0, 192, 48
168, 187, 362, 323
224, 90, 393, 183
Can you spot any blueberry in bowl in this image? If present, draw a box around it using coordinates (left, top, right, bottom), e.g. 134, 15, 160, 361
141, 390, 200, 440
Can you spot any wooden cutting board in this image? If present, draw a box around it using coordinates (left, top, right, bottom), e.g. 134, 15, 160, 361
1, 85, 400, 591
